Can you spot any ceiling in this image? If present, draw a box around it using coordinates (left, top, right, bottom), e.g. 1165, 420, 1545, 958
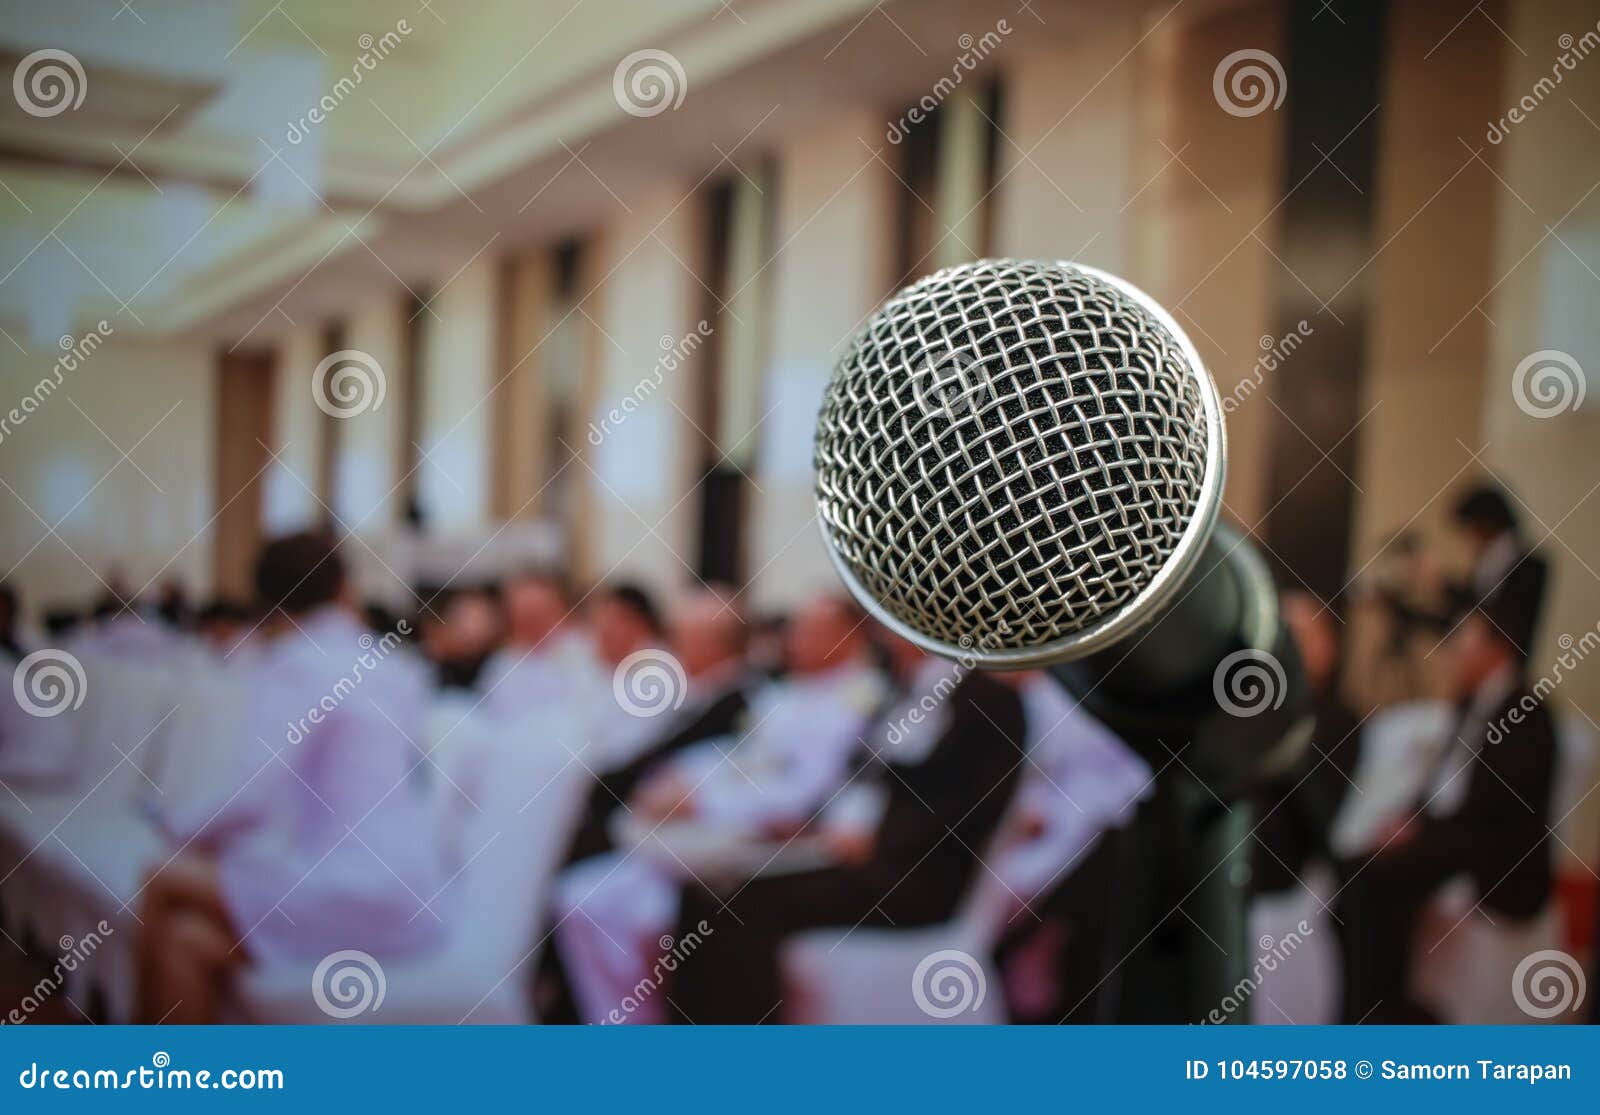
0, 0, 1121, 349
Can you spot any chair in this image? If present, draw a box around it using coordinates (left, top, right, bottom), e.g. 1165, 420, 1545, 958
0, 652, 184, 1021
230, 706, 591, 1023
781, 861, 1013, 1024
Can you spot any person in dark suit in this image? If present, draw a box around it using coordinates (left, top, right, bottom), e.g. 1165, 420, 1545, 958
1446, 485, 1548, 657
1372, 487, 1548, 673
563, 585, 756, 862
1337, 601, 1558, 1023
665, 629, 1026, 1023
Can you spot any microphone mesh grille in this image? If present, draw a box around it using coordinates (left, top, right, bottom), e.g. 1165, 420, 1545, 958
814, 259, 1211, 657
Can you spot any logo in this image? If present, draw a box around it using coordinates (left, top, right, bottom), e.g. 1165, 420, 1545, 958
1512, 949, 1586, 1019
612, 649, 688, 718
1212, 48, 1286, 118
1511, 349, 1585, 419
613, 49, 687, 117
1212, 648, 1287, 718
311, 350, 386, 419
911, 949, 986, 1019
12, 649, 87, 718
311, 949, 386, 1019
13, 49, 86, 118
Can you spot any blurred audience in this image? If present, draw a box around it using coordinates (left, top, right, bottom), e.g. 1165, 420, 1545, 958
551, 595, 884, 1023
194, 598, 251, 657
1448, 486, 1548, 656
0, 477, 1589, 1026
419, 588, 502, 691
668, 628, 1024, 1022
563, 584, 755, 863
1337, 599, 1558, 1023
479, 567, 591, 711
1373, 484, 1549, 664
135, 531, 444, 1023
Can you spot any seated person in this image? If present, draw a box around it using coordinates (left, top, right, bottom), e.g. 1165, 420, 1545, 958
552, 595, 884, 1023
1336, 601, 1557, 1023
567, 583, 676, 771
135, 531, 445, 1023
194, 598, 252, 658
665, 628, 1026, 1023
478, 567, 594, 712
564, 584, 757, 863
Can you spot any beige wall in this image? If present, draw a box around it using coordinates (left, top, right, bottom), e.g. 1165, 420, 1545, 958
1132, 0, 1288, 531
0, 334, 214, 620
992, 15, 1143, 272
333, 296, 409, 529
584, 186, 705, 592
262, 324, 327, 533
1342, 1, 1511, 703
416, 257, 498, 533
749, 110, 898, 614
1484, 0, 1600, 722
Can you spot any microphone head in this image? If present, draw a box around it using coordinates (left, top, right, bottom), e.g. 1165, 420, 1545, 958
814, 259, 1224, 669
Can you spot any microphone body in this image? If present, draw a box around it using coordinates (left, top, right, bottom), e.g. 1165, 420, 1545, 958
813, 259, 1313, 1021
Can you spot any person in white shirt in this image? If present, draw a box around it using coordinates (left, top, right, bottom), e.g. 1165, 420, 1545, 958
562, 585, 755, 863
478, 567, 593, 711
552, 595, 883, 1023
134, 531, 445, 1023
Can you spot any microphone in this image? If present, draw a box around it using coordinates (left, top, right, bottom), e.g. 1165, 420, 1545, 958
813, 260, 1311, 1020
813, 259, 1299, 720
815, 258, 1223, 670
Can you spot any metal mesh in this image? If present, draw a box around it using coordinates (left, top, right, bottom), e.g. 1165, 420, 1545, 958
814, 259, 1211, 654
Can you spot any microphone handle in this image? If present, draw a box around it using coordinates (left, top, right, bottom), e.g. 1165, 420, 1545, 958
1050, 523, 1307, 793
1048, 526, 1311, 1022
